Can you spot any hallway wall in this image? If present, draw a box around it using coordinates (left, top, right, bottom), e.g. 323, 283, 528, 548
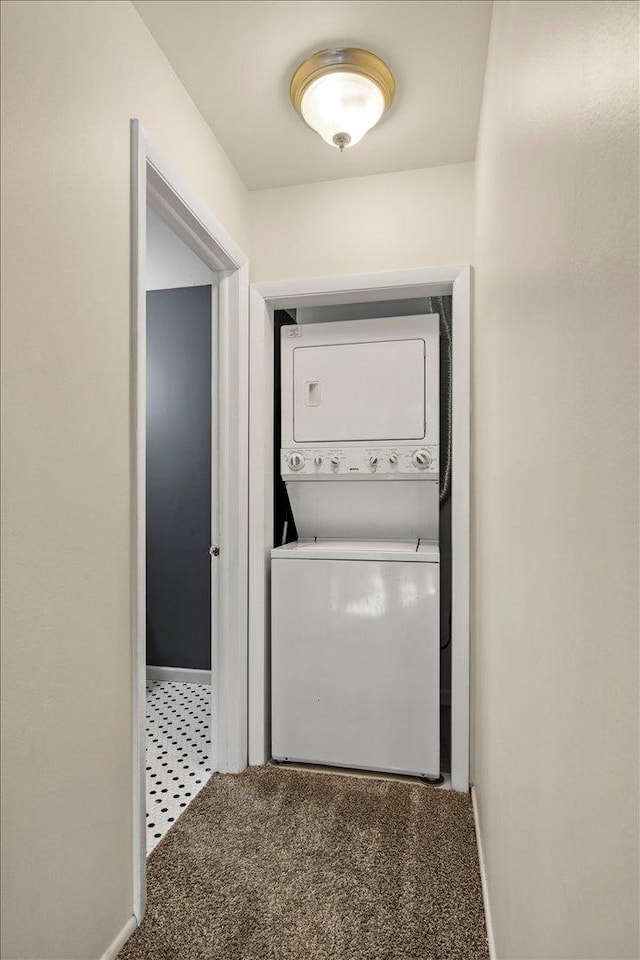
472, 2, 639, 958
0, 2, 247, 958
249, 161, 474, 281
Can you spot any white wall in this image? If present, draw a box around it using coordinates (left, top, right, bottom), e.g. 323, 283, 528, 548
472, 2, 639, 959
146, 207, 214, 290
0, 2, 247, 958
249, 162, 474, 281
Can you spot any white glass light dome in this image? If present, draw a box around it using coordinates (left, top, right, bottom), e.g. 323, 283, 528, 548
290, 48, 395, 152
300, 71, 386, 150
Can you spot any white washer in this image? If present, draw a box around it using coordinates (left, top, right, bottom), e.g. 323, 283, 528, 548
271, 539, 440, 778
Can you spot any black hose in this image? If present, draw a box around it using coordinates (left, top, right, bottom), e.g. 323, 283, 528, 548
428, 295, 452, 506
440, 607, 452, 651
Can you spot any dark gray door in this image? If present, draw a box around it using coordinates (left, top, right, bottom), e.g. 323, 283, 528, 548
146, 285, 212, 671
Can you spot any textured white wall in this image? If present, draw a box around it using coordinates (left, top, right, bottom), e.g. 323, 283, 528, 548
0, 2, 247, 958
472, 2, 639, 958
249, 162, 474, 281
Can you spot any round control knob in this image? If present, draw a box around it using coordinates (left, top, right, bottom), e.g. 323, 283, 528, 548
287, 452, 305, 472
412, 449, 432, 469
369, 455, 380, 467
330, 455, 340, 468
388, 454, 399, 465
314, 456, 323, 466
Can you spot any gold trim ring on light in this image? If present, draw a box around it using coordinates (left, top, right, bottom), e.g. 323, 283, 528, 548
289, 47, 396, 116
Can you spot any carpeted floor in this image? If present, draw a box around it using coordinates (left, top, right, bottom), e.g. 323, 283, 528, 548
119, 765, 488, 960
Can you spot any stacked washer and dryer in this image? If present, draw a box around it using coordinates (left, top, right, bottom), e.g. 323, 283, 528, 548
271, 313, 441, 780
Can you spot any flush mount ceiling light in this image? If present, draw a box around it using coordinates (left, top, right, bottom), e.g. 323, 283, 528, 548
290, 47, 395, 151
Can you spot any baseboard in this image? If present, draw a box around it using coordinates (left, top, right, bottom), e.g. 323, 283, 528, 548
146, 665, 212, 684
100, 915, 137, 960
471, 786, 497, 960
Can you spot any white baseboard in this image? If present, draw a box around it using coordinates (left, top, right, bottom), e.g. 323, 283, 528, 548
100, 915, 137, 960
146, 665, 212, 684
471, 786, 497, 960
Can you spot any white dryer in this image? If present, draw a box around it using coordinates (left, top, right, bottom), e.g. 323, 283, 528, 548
271, 539, 440, 778
272, 313, 441, 778
280, 314, 440, 541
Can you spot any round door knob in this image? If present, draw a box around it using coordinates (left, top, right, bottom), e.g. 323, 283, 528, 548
288, 452, 305, 471
412, 449, 432, 469
388, 454, 399, 465
314, 456, 323, 466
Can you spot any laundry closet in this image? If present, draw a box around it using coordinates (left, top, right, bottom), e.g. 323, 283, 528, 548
270, 297, 453, 781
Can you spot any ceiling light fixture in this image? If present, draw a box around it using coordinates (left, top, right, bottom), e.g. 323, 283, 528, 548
290, 47, 395, 152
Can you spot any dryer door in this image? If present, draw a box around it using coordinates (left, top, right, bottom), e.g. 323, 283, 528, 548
293, 338, 426, 443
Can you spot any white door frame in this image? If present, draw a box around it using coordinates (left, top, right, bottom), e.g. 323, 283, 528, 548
130, 120, 249, 922
248, 265, 471, 793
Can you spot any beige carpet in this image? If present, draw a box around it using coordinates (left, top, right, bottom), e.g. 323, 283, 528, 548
119, 765, 488, 960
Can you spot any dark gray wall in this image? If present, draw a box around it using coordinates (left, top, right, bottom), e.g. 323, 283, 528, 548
146, 285, 212, 670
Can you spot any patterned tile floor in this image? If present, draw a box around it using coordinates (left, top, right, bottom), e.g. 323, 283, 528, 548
145, 679, 212, 854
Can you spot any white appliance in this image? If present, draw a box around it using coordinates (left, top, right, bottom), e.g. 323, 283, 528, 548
280, 314, 440, 540
271, 539, 440, 777
271, 314, 441, 778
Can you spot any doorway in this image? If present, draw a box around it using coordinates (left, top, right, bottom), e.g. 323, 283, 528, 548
271, 298, 453, 778
248, 267, 471, 793
131, 120, 249, 922
144, 208, 216, 853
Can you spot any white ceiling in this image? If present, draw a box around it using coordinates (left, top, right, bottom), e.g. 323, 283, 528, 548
146, 207, 214, 291
133, 0, 493, 191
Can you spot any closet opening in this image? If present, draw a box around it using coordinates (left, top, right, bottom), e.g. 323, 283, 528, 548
249, 266, 470, 793
272, 298, 453, 778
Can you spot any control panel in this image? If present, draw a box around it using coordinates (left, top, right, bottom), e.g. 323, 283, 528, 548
281, 445, 439, 478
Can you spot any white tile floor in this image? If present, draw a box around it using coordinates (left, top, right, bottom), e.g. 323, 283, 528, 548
145, 679, 212, 854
